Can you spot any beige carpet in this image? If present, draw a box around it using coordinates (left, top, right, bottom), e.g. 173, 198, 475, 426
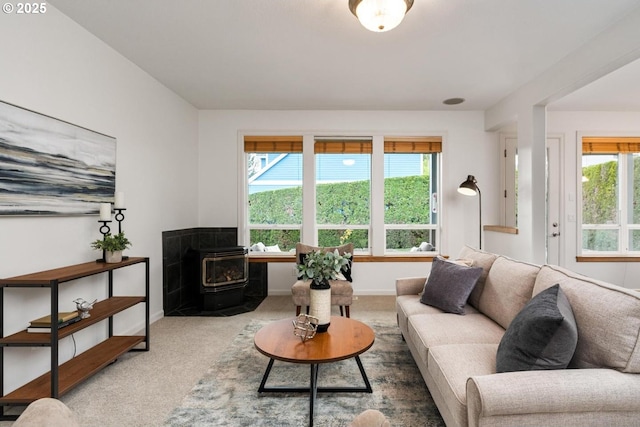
1, 296, 397, 427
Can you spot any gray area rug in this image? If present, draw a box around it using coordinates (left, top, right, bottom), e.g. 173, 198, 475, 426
164, 319, 445, 427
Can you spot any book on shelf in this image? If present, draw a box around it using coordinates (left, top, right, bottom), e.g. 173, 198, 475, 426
27, 316, 81, 333
29, 311, 79, 327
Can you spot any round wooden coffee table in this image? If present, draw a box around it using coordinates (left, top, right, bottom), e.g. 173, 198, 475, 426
254, 316, 374, 427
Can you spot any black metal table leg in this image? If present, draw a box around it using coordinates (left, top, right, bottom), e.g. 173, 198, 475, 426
309, 364, 318, 427
258, 358, 275, 392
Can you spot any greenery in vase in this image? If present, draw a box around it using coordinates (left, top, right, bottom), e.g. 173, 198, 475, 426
90, 232, 132, 252
296, 249, 351, 283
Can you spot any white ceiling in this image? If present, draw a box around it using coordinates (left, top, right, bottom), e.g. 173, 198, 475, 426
49, 0, 640, 111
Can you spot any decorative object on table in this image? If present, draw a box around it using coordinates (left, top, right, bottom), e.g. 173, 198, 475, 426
26, 311, 81, 333
458, 175, 482, 249
96, 202, 113, 261
113, 191, 126, 233
296, 249, 352, 332
0, 100, 116, 216
73, 298, 97, 319
292, 313, 318, 342
91, 231, 132, 263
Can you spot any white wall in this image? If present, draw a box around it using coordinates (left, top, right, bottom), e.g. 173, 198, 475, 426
547, 111, 640, 288
0, 7, 199, 392
198, 110, 498, 294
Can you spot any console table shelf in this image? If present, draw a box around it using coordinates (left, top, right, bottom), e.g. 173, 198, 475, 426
0, 336, 144, 405
0, 257, 149, 417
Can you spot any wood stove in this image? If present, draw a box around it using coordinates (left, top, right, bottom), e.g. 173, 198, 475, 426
190, 246, 248, 311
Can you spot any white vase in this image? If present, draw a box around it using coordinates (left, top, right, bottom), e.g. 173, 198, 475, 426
309, 280, 331, 332
105, 250, 123, 263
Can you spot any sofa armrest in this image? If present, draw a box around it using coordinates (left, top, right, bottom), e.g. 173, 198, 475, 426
467, 369, 640, 427
395, 277, 426, 296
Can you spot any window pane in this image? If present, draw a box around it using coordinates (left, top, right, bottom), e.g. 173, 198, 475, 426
249, 229, 299, 253
384, 152, 438, 252
317, 228, 368, 251
316, 153, 370, 225
386, 229, 435, 252
630, 153, 640, 224
581, 154, 618, 225
247, 152, 302, 252
629, 230, 640, 251
384, 153, 432, 224
582, 229, 618, 252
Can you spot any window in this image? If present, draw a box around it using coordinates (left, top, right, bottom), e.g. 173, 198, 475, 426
243, 134, 442, 256
384, 137, 441, 253
581, 136, 640, 254
245, 136, 303, 253
315, 138, 371, 250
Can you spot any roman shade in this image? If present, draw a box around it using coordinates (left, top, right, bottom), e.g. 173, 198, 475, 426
582, 136, 640, 154
244, 135, 303, 153
384, 136, 442, 153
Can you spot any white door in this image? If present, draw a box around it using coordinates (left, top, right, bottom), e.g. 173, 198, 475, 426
546, 137, 562, 265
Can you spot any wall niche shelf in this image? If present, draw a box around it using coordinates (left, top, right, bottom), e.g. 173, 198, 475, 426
0, 257, 149, 419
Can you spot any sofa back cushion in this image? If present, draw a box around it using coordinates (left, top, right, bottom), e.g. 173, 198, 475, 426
533, 265, 640, 373
456, 246, 498, 309
478, 256, 540, 330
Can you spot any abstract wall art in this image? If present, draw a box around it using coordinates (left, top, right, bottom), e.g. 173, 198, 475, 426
0, 101, 116, 215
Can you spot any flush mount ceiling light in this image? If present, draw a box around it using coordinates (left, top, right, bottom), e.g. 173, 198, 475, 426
349, 0, 414, 32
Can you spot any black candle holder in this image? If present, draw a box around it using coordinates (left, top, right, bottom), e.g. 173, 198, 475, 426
97, 220, 112, 263
113, 208, 129, 260
114, 208, 126, 234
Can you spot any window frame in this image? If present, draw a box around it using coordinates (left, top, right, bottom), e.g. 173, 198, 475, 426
578, 135, 640, 256
240, 132, 443, 257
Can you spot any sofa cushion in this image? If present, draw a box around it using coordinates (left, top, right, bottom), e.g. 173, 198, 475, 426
456, 246, 498, 309
533, 265, 640, 373
396, 294, 480, 338
420, 256, 483, 314
496, 284, 578, 373
407, 313, 504, 367
427, 344, 499, 427
478, 256, 540, 330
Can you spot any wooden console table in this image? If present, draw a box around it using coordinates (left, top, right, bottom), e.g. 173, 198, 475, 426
0, 257, 149, 419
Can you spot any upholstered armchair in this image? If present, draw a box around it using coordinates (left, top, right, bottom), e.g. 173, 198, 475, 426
291, 243, 354, 317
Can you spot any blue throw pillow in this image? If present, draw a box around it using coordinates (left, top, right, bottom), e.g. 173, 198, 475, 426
420, 256, 482, 314
496, 284, 578, 373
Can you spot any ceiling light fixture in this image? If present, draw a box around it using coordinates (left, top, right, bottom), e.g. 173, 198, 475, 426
349, 0, 414, 32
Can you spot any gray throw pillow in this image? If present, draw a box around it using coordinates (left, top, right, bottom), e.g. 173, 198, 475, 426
496, 284, 578, 373
420, 256, 483, 314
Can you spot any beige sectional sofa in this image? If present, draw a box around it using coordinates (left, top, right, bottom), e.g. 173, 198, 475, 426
396, 246, 640, 427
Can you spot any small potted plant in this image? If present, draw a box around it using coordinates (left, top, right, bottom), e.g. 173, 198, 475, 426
296, 249, 351, 332
91, 232, 132, 263
296, 249, 352, 285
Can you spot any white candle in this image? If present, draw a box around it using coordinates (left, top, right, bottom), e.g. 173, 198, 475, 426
114, 192, 125, 209
99, 203, 111, 221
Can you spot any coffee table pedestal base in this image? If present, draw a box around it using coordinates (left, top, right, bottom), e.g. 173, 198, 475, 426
258, 356, 372, 427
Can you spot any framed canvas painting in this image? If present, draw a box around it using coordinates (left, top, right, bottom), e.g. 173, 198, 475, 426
0, 101, 116, 215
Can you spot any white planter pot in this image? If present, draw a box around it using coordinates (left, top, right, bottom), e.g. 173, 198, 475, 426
105, 250, 123, 263
309, 281, 331, 332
